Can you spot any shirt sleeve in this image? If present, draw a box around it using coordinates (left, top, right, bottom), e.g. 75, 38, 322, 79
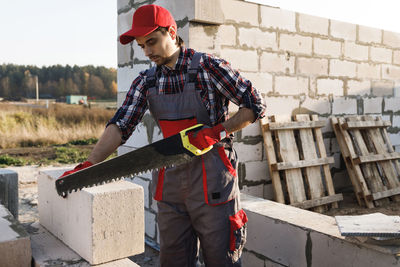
106, 71, 148, 143
203, 55, 266, 121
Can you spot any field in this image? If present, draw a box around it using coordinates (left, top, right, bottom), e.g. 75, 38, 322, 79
0, 102, 116, 166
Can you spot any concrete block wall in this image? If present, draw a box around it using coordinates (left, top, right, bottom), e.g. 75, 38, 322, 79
117, 0, 400, 246
241, 194, 400, 267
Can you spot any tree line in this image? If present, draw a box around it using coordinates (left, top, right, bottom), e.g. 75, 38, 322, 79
0, 64, 117, 101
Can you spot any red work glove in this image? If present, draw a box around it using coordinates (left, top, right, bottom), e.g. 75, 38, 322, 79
188, 124, 228, 150
59, 161, 93, 178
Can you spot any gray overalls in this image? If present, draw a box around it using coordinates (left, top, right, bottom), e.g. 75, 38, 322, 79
146, 52, 247, 267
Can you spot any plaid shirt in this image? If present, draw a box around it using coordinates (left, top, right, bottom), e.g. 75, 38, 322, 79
108, 47, 266, 142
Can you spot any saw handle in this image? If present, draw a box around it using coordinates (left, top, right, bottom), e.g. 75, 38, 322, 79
180, 124, 213, 156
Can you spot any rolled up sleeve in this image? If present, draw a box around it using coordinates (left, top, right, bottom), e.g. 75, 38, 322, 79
106, 72, 148, 143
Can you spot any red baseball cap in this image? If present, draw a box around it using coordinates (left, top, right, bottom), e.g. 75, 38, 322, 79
119, 5, 177, 45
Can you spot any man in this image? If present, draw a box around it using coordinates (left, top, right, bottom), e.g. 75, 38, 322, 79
62, 4, 265, 266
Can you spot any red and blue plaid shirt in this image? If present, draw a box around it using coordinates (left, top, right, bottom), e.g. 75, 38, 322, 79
108, 47, 266, 142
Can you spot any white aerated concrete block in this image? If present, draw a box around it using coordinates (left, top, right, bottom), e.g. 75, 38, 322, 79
0, 204, 31, 267
38, 169, 144, 265
31, 222, 140, 267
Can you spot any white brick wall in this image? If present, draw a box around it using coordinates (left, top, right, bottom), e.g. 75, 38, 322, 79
372, 80, 394, 96
357, 63, 381, 79
394, 50, 400, 65
383, 30, 400, 49
299, 97, 331, 114
296, 57, 328, 76
370, 47, 392, 63
358, 25, 382, 44
220, 0, 259, 26
329, 59, 357, 78
260, 5, 296, 31
298, 14, 329, 36
244, 161, 269, 182
384, 97, 400, 112
363, 97, 382, 114
279, 34, 312, 55
313, 38, 341, 58
347, 80, 371, 96
235, 142, 263, 162
264, 96, 300, 116
332, 97, 357, 115
215, 25, 237, 46
330, 20, 356, 41
241, 72, 273, 95
392, 115, 400, 128
220, 48, 258, 71
344, 41, 369, 61
382, 64, 400, 80
239, 28, 277, 50
317, 78, 343, 96
275, 76, 309, 95
260, 52, 295, 74
189, 25, 216, 52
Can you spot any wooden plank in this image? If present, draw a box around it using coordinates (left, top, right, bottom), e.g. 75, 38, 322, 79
271, 157, 334, 171
334, 117, 374, 208
272, 115, 307, 204
372, 186, 400, 200
380, 118, 400, 176
354, 152, 400, 164
260, 117, 285, 203
295, 115, 326, 212
346, 116, 389, 206
331, 117, 363, 205
363, 116, 400, 202
313, 115, 339, 208
343, 120, 391, 129
267, 120, 325, 130
291, 194, 343, 209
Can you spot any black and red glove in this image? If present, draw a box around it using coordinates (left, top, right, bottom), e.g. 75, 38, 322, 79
59, 161, 93, 178
188, 124, 228, 150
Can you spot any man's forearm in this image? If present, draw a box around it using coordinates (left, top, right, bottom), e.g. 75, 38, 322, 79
87, 124, 123, 164
222, 107, 255, 134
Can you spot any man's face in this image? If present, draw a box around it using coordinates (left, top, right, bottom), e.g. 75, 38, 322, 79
136, 29, 177, 66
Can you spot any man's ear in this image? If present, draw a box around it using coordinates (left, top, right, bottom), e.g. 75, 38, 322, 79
168, 26, 177, 40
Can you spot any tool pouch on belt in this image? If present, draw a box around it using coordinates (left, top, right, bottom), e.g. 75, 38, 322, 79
229, 209, 248, 262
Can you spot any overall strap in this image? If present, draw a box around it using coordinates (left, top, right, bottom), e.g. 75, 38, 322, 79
146, 66, 158, 95
185, 52, 203, 92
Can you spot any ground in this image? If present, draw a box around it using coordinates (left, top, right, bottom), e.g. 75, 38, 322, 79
6, 162, 400, 266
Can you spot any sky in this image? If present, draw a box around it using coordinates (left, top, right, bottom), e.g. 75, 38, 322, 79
0, 0, 399, 68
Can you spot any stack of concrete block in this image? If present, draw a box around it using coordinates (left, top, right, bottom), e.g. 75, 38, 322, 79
0, 169, 18, 219
0, 204, 31, 266
38, 169, 145, 265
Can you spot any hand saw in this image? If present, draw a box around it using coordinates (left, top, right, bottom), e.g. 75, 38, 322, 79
55, 124, 212, 197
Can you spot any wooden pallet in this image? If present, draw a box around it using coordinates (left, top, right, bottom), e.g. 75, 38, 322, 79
331, 115, 400, 208
260, 114, 343, 212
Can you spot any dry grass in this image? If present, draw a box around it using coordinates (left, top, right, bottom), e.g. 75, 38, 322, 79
0, 102, 116, 148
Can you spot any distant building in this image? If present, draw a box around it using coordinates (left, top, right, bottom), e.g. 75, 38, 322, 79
66, 95, 88, 105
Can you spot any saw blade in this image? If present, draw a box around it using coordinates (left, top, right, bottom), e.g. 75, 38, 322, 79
55, 133, 194, 197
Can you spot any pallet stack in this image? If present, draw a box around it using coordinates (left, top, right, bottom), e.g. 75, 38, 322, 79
260, 114, 343, 212
331, 115, 400, 208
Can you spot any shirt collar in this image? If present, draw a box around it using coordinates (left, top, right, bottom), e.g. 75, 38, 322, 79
159, 47, 190, 74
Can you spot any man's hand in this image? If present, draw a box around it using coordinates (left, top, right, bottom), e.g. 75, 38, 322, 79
59, 161, 93, 178
188, 124, 227, 150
